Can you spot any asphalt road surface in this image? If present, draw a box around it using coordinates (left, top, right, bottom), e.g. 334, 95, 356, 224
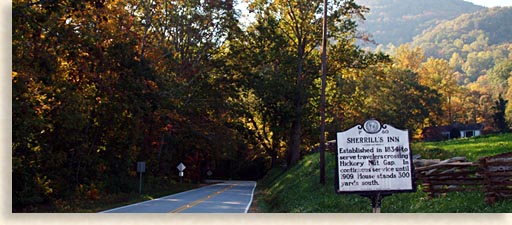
101, 180, 257, 213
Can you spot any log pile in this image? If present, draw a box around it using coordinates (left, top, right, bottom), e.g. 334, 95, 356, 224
478, 152, 512, 204
414, 156, 483, 198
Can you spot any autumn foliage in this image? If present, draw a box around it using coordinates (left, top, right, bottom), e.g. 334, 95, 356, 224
12, 0, 510, 211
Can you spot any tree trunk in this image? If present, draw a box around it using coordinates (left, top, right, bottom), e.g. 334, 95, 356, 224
287, 115, 302, 167
288, 41, 305, 167
270, 150, 278, 169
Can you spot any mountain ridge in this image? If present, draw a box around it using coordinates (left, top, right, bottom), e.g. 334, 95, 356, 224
411, 6, 512, 83
355, 0, 485, 48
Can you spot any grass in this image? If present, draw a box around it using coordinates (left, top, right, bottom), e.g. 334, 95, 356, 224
253, 133, 512, 213
411, 133, 512, 161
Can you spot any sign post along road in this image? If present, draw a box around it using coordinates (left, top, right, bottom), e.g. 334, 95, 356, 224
177, 163, 186, 184
336, 119, 415, 212
137, 162, 146, 194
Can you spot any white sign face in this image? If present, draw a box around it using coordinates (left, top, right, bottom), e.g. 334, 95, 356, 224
177, 163, 186, 172
336, 120, 414, 193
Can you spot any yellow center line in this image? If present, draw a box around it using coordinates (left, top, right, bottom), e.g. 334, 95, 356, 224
169, 184, 236, 213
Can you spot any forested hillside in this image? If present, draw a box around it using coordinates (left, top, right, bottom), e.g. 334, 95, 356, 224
355, 0, 483, 47
356, 1, 512, 133
412, 7, 512, 83
410, 7, 512, 129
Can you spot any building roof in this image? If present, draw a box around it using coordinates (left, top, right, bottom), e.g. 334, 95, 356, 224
422, 123, 484, 140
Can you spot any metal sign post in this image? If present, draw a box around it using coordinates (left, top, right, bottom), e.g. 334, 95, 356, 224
371, 193, 383, 213
177, 163, 186, 184
361, 192, 388, 213
137, 161, 146, 194
335, 119, 416, 213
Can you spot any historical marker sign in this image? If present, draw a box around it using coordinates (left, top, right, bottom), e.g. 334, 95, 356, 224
335, 119, 415, 194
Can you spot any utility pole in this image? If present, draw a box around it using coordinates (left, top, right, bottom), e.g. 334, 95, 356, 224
320, 0, 328, 185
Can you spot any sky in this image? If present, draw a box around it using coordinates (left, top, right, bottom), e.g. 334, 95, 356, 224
464, 0, 512, 7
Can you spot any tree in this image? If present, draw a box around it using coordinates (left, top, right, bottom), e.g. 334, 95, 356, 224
120, 0, 244, 180
227, 9, 295, 169
418, 57, 460, 125
12, 0, 154, 204
12, 0, 244, 210
449, 52, 464, 76
376, 67, 442, 131
247, 0, 368, 166
488, 60, 512, 96
493, 95, 509, 132
394, 44, 425, 72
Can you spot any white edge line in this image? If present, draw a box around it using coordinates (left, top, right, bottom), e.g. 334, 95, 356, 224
244, 181, 257, 213
99, 182, 225, 213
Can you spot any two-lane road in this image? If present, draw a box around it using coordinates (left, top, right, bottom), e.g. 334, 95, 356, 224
101, 181, 256, 213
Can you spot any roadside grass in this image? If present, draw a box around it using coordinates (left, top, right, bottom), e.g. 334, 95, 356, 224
16, 179, 202, 213
253, 134, 512, 213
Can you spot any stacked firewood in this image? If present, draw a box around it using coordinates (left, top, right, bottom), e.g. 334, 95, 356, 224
414, 156, 483, 198
479, 152, 512, 204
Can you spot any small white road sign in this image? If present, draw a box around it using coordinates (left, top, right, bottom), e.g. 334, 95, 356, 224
177, 163, 186, 172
